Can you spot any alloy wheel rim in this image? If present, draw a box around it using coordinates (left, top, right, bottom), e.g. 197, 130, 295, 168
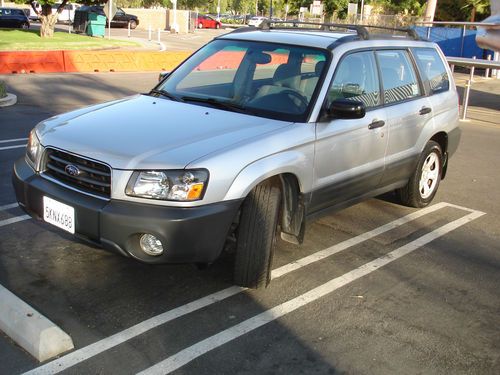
419, 152, 440, 199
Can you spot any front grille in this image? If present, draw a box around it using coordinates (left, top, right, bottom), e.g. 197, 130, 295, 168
43, 148, 111, 198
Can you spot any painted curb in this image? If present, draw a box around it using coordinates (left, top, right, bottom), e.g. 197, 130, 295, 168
0, 284, 74, 362
0, 93, 17, 107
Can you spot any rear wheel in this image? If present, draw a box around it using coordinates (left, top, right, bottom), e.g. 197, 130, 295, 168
234, 181, 281, 289
128, 20, 137, 29
21, 22, 29, 29
396, 141, 443, 208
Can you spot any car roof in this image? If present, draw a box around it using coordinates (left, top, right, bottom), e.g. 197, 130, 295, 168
218, 29, 353, 49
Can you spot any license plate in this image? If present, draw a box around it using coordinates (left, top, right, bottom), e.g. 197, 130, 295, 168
43, 196, 75, 234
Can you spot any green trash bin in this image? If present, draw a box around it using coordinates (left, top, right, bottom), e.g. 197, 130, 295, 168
86, 13, 106, 37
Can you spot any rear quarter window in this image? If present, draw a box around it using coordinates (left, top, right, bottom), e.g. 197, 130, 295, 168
412, 48, 450, 95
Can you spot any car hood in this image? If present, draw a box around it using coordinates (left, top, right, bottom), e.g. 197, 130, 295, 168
37, 95, 292, 170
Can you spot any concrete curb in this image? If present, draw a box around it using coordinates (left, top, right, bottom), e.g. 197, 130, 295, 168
0, 93, 17, 107
0, 284, 74, 362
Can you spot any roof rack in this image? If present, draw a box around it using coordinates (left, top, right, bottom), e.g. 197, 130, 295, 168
241, 20, 420, 41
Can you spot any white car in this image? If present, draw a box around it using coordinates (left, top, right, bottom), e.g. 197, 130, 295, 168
248, 16, 267, 27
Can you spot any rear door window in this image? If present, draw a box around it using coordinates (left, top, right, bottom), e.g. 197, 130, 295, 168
412, 48, 450, 94
376, 50, 421, 105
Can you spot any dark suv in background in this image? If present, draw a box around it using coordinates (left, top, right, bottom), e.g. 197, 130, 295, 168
0, 7, 30, 29
79, 5, 139, 29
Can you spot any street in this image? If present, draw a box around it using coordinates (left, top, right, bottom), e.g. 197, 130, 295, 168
0, 71, 499, 375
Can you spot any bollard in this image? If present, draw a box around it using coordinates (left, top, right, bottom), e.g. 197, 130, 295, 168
158, 28, 161, 43
461, 79, 471, 121
128, 21, 131, 38
148, 25, 152, 41
470, 56, 476, 82
485, 55, 492, 78
450, 64, 455, 73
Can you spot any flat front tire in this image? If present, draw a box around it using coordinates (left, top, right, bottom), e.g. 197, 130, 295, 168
234, 182, 281, 289
396, 141, 443, 208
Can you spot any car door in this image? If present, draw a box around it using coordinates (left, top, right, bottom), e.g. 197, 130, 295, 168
310, 50, 388, 213
375, 49, 434, 187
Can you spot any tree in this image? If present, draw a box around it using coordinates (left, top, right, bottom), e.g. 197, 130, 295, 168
461, 0, 489, 22
13, 0, 70, 37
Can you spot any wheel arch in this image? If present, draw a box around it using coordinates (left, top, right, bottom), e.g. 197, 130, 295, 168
430, 131, 449, 179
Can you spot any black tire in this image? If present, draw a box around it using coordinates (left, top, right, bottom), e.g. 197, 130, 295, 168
198, 23, 203, 29
21, 22, 29, 29
234, 181, 281, 289
216, 23, 220, 29
129, 20, 137, 29
396, 141, 443, 208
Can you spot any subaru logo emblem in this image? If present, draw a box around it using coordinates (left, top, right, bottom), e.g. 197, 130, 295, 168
65, 164, 80, 177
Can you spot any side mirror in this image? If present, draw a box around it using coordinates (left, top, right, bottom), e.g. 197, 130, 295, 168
158, 71, 170, 82
326, 98, 366, 120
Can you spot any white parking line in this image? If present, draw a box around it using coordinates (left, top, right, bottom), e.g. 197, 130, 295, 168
0, 202, 19, 211
0, 215, 30, 228
22, 201, 471, 375
0, 137, 28, 144
137, 209, 485, 375
0, 144, 26, 151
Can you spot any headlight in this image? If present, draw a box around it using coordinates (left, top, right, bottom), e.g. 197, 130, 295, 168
126, 170, 209, 201
26, 129, 42, 171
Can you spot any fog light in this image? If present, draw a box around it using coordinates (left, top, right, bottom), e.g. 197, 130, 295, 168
139, 234, 164, 256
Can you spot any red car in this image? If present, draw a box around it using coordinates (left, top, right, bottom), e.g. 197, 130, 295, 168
197, 15, 221, 29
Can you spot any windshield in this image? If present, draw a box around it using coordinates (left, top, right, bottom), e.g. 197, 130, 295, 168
156, 39, 329, 122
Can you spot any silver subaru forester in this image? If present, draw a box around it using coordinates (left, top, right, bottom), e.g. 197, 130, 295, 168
13, 22, 460, 288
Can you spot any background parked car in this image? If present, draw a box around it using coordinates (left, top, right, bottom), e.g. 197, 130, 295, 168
51, 2, 80, 24
0, 7, 30, 29
197, 14, 221, 29
247, 16, 267, 27
79, 5, 139, 29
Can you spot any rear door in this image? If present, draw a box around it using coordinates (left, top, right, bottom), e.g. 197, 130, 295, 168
311, 50, 388, 213
376, 49, 433, 187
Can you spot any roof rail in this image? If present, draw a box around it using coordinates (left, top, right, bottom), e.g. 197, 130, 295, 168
255, 20, 420, 41
259, 20, 369, 40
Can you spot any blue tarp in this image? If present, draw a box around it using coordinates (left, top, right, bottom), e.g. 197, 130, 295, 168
414, 26, 493, 59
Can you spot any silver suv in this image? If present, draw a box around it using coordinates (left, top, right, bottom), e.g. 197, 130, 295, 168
13, 22, 460, 288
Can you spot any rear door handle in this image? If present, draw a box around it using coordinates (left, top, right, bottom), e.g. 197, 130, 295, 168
419, 107, 432, 115
368, 120, 385, 130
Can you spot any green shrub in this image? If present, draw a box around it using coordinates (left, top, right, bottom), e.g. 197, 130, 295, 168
0, 81, 6, 99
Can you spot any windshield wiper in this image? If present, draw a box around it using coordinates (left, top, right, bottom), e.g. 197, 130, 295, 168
148, 89, 182, 102
181, 96, 252, 114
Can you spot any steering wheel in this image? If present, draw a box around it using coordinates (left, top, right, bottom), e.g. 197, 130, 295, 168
281, 89, 309, 112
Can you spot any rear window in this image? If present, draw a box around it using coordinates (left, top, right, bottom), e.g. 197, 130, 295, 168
412, 48, 450, 94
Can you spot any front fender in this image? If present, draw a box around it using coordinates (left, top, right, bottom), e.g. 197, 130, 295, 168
223, 150, 313, 201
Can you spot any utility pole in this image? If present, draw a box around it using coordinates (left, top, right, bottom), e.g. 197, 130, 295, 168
424, 0, 438, 23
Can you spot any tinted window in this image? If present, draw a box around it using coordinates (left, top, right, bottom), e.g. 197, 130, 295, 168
327, 51, 381, 109
412, 48, 449, 94
377, 50, 421, 105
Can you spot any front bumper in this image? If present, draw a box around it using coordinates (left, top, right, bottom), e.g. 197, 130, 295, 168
12, 157, 242, 264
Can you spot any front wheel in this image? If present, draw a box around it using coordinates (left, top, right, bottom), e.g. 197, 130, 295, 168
234, 181, 281, 289
396, 141, 443, 208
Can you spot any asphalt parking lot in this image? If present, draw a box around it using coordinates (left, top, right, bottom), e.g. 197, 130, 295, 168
0, 72, 499, 375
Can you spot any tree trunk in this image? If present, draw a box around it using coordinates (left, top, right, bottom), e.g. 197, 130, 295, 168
39, 14, 59, 38
38, 4, 58, 38
470, 7, 476, 23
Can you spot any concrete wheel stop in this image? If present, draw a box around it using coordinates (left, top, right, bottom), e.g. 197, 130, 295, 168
0, 285, 74, 362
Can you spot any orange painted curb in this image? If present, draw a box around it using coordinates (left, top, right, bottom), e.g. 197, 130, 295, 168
0, 51, 65, 74
0, 51, 192, 74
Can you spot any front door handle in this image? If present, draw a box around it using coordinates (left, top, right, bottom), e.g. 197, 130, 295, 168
368, 120, 385, 130
419, 107, 432, 115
